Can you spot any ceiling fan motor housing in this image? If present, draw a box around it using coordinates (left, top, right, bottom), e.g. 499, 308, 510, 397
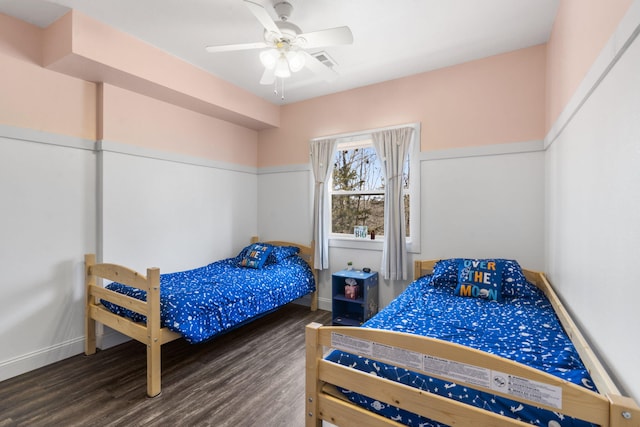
264, 2, 300, 44
274, 2, 293, 21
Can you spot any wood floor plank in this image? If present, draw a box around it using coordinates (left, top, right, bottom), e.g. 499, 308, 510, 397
0, 304, 331, 427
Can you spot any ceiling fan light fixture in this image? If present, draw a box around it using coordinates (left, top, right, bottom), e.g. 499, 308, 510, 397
286, 50, 304, 73
259, 49, 279, 69
274, 55, 291, 78
286, 50, 305, 72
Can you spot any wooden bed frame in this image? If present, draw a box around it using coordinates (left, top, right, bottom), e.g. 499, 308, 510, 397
305, 260, 640, 427
85, 237, 317, 397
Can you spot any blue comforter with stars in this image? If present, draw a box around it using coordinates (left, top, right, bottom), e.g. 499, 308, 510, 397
102, 254, 315, 344
325, 273, 598, 427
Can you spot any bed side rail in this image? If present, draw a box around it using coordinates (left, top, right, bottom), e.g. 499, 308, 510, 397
523, 270, 620, 395
306, 323, 616, 427
523, 269, 640, 427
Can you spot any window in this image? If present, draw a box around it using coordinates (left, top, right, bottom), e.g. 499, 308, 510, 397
327, 123, 420, 252
330, 138, 410, 238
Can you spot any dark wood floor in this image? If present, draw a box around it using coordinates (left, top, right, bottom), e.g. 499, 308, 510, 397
0, 304, 331, 427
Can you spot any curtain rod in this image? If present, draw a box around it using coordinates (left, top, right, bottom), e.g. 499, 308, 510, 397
309, 122, 419, 142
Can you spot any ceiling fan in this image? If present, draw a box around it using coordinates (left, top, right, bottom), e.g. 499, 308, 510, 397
205, 0, 353, 86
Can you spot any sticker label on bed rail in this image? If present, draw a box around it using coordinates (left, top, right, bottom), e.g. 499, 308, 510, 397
331, 333, 423, 370
372, 343, 423, 370
330, 333, 563, 409
422, 355, 492, 388
490, 371, 562, 409
331, 333, 373, 355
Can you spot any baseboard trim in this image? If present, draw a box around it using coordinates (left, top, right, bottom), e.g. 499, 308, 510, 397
0, 337, 85, 382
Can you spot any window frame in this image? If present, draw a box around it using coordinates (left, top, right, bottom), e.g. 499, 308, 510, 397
325, 123, 421, 253
330, 138, 385, 238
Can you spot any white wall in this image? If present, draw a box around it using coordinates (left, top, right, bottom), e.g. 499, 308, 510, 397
97, 141, 259, 348
422, 145, 545, 271
258, 144, 546, 311
100, 142, 258, 273
257, 165, 313, 244
0, 129, 96, 381
0, 131, 259, 380
545, 6, 640, 400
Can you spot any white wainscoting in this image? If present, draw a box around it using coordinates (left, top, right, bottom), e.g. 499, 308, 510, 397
0, 129, 96, 381
545, 4, 640, 399
258, 142, 546, 312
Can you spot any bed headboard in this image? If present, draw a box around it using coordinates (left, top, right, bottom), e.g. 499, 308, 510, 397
250, 236, 315, 271
413, 259, 438, 280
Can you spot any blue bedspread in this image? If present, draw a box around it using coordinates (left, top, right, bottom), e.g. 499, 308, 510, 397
326, 273, 598, 427
102, 253, 315, 344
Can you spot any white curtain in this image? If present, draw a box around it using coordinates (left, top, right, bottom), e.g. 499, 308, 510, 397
372, 127, 414, 280
309, 138, 338, 269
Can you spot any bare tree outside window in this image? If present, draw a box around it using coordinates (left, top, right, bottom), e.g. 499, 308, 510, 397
331, 140, 410, 237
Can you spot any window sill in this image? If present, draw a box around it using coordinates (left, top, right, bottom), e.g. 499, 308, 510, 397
329, 236, 383, 251
329, 236, 420, 253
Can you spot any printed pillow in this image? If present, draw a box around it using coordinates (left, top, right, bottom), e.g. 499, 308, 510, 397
454, 259, 504, 301
429, 258, 538, 299
498, 259, 541, 299
430, 259, 460, 287
267, 245, 300, 265
237, 243, 274, 269
236, 243, 254, 260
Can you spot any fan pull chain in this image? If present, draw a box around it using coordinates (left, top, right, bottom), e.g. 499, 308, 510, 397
273, 78, 286, 100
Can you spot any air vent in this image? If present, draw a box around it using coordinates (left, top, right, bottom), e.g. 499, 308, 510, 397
312, 51, 337, 69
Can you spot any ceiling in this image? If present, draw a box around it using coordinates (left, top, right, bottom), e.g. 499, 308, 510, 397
0, 0, 559, 105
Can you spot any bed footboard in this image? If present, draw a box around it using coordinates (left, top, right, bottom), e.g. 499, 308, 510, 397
305, 322, 640, 427
84, 254, 180, 397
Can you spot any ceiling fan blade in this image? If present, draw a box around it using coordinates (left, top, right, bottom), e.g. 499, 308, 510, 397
205, 41, 269, 53
244, 0, 282, 37
260, 67, 276, 85
296, 26, 353, 49
301, 51, 338, 82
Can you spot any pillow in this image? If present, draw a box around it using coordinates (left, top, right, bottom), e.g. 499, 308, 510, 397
237, 243, 274, 269
431, 258, 537, 299
267, 245, 300, 264
236, 243, 254, 260
454, 259, 504, 301
430, 259, 460, 287
498, 259, 541, 299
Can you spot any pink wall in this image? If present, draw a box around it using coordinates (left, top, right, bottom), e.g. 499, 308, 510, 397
545, 0, 633, 130
0, 14, 96, 140
101, 84, 258, 166
6, 0, 633, 169
258, 45, 546, 167
43, 10, 279, 131
0, 12, 258, 167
